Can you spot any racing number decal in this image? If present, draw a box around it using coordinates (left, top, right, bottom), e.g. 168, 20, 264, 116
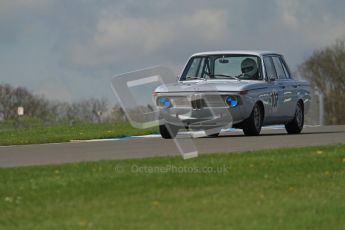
271, 90, 278, 112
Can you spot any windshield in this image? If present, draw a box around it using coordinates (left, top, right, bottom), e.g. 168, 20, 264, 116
180, 55, 262, 81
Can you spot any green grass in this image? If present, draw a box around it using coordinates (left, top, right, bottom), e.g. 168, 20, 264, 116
1, 144, 345, 229
0, 121, 158, 146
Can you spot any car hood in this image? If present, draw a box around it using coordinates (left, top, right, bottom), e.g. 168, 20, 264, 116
155, 80, 267, 93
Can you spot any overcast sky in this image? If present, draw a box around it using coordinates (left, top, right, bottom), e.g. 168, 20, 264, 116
0, 0, 344, 103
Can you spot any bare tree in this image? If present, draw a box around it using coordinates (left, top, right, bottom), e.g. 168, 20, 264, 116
299, 38, 345, 125
0, 84, 112, 123
0, 84, 51, 120
66, 98, 108, 123
110, 105, 127, 122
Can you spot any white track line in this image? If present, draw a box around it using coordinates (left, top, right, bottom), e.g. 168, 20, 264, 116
71, 125, 315, 143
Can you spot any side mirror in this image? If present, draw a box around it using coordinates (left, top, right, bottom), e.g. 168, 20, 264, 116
176, 75, 180, 81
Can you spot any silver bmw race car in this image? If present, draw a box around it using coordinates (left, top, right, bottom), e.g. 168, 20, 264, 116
154, 51, 311, 139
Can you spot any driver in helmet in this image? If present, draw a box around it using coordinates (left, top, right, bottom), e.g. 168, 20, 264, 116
240, 58, 259, 80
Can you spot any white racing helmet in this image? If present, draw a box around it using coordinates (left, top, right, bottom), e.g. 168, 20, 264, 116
241, 58, 258, 78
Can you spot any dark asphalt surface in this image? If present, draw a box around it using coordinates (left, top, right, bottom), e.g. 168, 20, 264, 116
1, 125, 345, 168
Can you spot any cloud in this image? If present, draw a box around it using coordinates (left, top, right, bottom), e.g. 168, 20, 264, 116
0, 0, 52, 9
0, 0, 345, 101
274, 0, 345, 53
64, 8, 230, 68
0, 0, 54, 43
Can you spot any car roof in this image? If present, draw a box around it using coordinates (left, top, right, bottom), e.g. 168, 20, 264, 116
191, 50, 281, 57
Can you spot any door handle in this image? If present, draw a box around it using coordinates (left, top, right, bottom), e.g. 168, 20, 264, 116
279, 85, 285, 89
292, 85, 298, 88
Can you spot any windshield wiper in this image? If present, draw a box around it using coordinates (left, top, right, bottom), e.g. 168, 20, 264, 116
210, 74, 240, 80
184, 77, 203, 81
235, 73, 246, 78
184, 74, 240, 81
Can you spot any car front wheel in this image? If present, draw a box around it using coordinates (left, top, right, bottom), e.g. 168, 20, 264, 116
285, 102, 304, 134
243, 103, 263, 136
159, 124, 179, 139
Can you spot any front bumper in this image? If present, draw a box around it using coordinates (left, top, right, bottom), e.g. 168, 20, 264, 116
159, 106, 244, 129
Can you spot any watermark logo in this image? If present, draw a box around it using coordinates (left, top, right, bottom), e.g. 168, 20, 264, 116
111, 66, 233, 159
114, 164, 230, 174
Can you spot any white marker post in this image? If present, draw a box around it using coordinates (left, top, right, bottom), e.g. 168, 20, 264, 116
314, 88, 324, 126
17, 106, 24, 116
16, 106, 24, 128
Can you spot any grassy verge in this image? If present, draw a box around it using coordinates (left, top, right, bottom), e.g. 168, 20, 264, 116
0, 121, 158, 146
1, 144, 345, 229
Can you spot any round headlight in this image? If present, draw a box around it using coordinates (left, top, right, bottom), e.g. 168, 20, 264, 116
226, 96, 238, 107
158, 97, 172, 108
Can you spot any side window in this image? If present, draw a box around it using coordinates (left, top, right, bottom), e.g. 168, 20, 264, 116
185, 58, 201, 79
196, 58, 205, 78
185, 57, 202, 79
280, 58, 291, 79
263, 56, 277, 80
272, 56, 287, 79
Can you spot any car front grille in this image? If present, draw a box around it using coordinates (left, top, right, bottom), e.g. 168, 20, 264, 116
191, 94, 206, 110
169, 95, 228, 109
170, 96, 190, 107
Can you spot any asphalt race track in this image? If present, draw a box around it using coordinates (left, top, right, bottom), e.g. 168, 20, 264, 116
1, 125, 345, 168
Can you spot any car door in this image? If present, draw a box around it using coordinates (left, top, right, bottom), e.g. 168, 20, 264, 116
263, 56, 283, 123
271, 56, 297, 120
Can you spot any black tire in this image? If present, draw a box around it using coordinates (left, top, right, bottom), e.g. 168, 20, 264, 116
159, 124, 179, 139
243, 103, 263, 136
285, 102, 304, 134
